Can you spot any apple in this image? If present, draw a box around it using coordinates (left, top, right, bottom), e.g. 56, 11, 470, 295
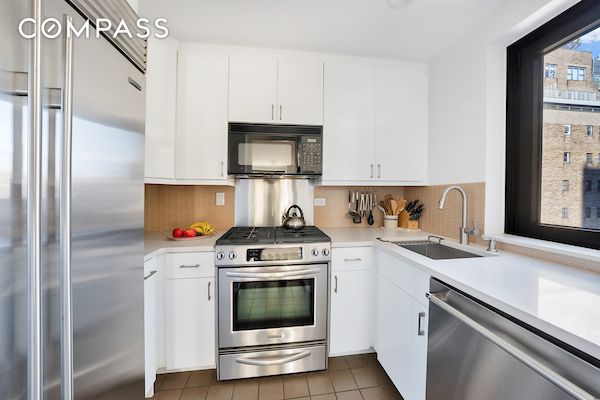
183, 229, 197, 238
172, 228, 184, 238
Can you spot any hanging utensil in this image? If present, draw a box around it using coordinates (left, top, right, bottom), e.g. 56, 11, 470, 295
367, 192, 374, 225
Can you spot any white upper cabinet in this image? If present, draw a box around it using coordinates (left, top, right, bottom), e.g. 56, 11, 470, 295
322, 62, 428, 185
375, 66, 427, 183
277, 55, 324, 125
229, 51, 324, 125
229, 52, 279, 124
176, 44, 230, 182
145, 37, 178, 180
323, 62, 376, 182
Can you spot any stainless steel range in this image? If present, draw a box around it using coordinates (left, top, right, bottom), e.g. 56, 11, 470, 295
215, 226, 331, 380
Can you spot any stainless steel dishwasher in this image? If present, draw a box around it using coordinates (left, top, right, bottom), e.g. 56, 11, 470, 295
426, 279, 600, 400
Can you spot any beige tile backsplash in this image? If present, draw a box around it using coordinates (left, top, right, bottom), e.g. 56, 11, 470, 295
144, 182, 597, 273
314, 186, 405, 228
144, 184, 235, 232
403, 183, 486, 246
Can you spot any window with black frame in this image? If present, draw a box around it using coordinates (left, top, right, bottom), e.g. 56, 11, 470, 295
506, 0, 600, 249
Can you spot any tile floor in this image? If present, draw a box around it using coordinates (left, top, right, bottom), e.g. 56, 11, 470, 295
152, 353, 403, 400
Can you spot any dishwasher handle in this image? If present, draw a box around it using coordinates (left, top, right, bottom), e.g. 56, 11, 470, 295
427, 292, 598, 400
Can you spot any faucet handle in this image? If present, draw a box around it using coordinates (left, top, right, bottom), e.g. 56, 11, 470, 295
482, 235, 498, 253
464, 219, 480, 236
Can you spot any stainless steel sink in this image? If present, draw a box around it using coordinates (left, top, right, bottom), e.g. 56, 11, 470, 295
392, 240, 483, 260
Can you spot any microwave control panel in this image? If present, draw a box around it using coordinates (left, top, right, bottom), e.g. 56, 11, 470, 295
299, 136, 322, 174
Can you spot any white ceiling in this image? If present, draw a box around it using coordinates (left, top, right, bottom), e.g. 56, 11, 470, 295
139, 0, 508, 62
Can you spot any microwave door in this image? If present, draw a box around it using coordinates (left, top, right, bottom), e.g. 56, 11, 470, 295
236, 138, 297, 175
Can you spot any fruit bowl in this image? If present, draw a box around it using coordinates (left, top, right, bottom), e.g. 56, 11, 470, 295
166, 233, 213, 241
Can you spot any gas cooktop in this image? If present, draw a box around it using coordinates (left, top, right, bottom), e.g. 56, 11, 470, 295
216, 226, 330, 245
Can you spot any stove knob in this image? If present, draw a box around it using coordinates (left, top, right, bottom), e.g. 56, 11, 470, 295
216, 252, 225, 260
322, 248, 330, 256
229, 252, 237, 260
311, 248, 319, 257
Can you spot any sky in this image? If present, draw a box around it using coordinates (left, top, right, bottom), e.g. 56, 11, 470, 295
569, 26, 600, 58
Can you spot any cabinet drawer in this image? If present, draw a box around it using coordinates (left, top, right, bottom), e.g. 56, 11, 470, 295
377, 250, 429, 306
144, 256, 158, 276
332, 247, 372, 271
165, 252, 214, 279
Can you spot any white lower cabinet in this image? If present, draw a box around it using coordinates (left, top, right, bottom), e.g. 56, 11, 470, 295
330, 269, 372, 355
330, 247, 373, 356
165, 274, 215, 371
374, 249, 429, 400
144, 258, 158, 398
375, 275, 427, 400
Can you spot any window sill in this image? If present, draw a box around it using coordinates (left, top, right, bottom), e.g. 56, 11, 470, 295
486, 234, 600, 263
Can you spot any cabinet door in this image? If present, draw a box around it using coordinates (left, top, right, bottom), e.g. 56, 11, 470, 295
375, 66, 427, 183
323, 62, 376, 182
165, 277, 215, 370
375, 275, 427, 400
277, 55, 324, 125
176, 45, 229, 181
229, 52, 278, 123
330, 270, 372, 355
144, 268, 158, 397
145, 36, 177, 179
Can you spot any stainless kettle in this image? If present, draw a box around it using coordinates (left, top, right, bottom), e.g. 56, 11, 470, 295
281, 205, 306, 230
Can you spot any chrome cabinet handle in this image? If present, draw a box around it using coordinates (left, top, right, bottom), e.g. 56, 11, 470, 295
271, 104, 275, 121
377, 164, 381, 179
221, 161, 224, 177
334, 275, 338, 293
344, 258, 362, 262
370, 164, 374, 179
417, 312, 426, 336
179, 264, 200, 269
208, 281, 212, 301
279, 104, 283, 121
59, 14, 74, 400
235, 350, 311, 366
144, 270, 157, 280
226, 268, 321, 279
428, 293, 596, 400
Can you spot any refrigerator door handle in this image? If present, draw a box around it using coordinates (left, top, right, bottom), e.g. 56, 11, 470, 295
59, 14, 75, 400
28, 0, 44, 398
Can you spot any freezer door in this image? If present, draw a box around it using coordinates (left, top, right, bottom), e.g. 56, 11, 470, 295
42, 0, 146, 398
0, 1, 30, 399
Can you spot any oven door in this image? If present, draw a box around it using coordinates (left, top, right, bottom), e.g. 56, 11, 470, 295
218, 264, 328, 349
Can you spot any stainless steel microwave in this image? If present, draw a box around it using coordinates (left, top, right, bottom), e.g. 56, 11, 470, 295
228, 123, 323, 177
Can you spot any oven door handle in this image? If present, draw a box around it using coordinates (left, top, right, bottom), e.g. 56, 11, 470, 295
225, 268, 321, 279
235, 350, 311, 366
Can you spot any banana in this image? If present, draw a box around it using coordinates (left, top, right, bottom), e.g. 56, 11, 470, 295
189, 222, 214, 235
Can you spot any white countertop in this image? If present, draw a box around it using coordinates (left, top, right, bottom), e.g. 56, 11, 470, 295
324, 227, 600, 361
144, 231, 224, 260
145, 227, 600, 360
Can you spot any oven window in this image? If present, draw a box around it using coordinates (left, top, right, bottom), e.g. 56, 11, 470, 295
233, 279, 315, 331
238, 140, 295, 171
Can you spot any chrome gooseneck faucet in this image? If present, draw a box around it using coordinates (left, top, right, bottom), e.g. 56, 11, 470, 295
438, 185, 478, 245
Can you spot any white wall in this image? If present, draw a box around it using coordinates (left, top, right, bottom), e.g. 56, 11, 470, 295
426, 0, 581, 233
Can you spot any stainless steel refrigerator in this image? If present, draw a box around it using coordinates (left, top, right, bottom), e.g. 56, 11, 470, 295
0, 0, 146, 398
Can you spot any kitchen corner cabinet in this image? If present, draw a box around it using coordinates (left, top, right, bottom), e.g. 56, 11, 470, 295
144, 257, 159, 398
229, 52, 324, 125
322, 62, 428, 185
145, 36, 178, 181
164, 252, 216, 371
176, 45, 230, 183
329, 247, 373, 356
374, 250, 429, 400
